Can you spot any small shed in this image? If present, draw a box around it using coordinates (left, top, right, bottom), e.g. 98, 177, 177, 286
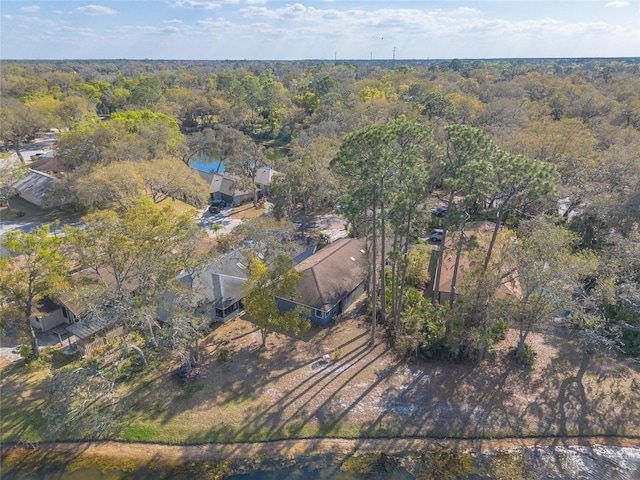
30, 297, 68, 332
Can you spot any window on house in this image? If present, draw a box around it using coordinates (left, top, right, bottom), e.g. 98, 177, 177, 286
223, 304, 238, 316
316, 310, 324, 318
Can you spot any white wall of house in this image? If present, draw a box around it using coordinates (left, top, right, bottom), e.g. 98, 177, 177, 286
30, 308, 68, 332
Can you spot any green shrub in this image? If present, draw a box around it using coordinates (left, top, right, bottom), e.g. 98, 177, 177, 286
218, 348, 229, 361
490, 318, 509, 342
17, 344, 35, 361
604, 303, 640, 357
515, 343, 537, 366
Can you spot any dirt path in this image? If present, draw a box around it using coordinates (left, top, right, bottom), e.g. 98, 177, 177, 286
4, 436, 639, 464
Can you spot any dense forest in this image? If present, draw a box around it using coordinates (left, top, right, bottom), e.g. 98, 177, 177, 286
1, 58, 640, 439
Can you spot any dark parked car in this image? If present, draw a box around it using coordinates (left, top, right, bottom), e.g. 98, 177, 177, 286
208, 199, 227, 214
431, 206, 447, 217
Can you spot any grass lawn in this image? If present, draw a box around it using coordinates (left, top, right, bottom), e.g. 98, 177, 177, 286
2, 306, 640, 445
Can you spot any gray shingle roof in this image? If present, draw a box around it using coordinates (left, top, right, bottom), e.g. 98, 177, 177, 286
292, 237, 367, 311
11, 169, 56, 202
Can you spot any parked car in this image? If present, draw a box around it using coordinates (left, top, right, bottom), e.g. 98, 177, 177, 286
431, 206, 447, 217
208, 199, 227, 214
429, 229, 444, 242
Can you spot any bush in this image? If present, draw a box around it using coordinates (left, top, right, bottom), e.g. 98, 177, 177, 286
218, 348, 229, 361
14, 344, 36, 362
515, 343, 537, 366
489, 318, 509, 342
604, 303, 640, 358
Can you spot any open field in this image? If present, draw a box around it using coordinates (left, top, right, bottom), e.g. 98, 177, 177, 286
2, 299, 640, 446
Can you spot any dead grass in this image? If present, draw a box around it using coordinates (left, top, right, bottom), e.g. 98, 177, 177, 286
228, 202, 269, 221
155, 196, 199, 214
118, 308, 640, 444
3, 305, 639, 446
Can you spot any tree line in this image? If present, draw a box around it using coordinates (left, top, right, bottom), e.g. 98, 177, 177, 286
0, 60, 638, 353
1, 57, 639, 437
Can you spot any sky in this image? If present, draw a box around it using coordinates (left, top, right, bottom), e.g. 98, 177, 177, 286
1, 0, 639, 60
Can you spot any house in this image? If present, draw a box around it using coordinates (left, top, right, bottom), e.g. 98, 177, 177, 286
177, 248, 250, 323
28, 273, 122, 349
254, 167, 279, 197
276, 237, 367, 326
200, 167, 280, 205
56, 266, 139, 353
10, 168, 66, 208
209, 172, 253, 205
172, 236, 318, 323
195, 170, 214, 189
430, 221, 520, 304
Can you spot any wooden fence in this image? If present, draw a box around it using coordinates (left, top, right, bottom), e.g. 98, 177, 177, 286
80, 326, 124, 357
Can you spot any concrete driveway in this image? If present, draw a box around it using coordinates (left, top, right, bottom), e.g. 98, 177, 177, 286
196, 207, 242, 236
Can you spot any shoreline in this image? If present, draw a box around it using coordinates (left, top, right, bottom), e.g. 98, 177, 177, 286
3, 436, 640, 463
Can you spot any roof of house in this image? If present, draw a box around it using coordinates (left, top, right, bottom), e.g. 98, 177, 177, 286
11, 169, 56, 202
204, 272, 246, 309
182, 236, 317, 309
195, 169, 214, 186
60, 266, 140, 318
210, 172, 251, 197
254, 167, 279, 187
33, 296, 62, 316
435, 221, 520, 300
290, 237, 367, 311
178, 247, 250, 310
29, 154, 66, 174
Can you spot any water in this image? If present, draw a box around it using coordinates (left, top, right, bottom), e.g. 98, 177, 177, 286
3, 446, 639, 479
190, 153, 224, 174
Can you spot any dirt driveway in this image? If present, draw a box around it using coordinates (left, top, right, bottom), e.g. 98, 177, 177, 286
130, 300, 640, 444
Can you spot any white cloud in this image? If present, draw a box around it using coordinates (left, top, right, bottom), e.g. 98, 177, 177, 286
59, 26, 98, 37
110, 25, 162, 35
1, 13, 60, 26
605, 1, 629, 7
453, 7, 481, 15
21, 5, 40, 13
195, 17, 235, 28
172, 0, 239, 8
75, 5, 118, 16
3, 1, 638, 60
